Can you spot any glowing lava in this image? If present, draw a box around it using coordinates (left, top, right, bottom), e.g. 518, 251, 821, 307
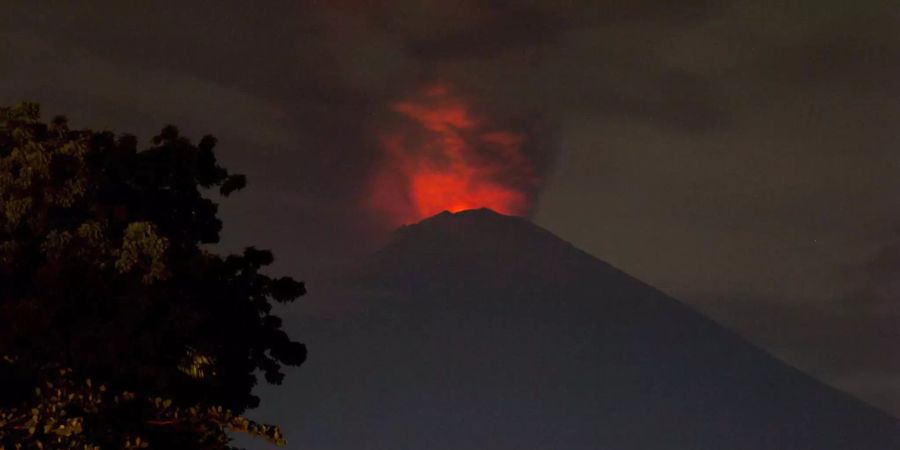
368, 85, 538, 225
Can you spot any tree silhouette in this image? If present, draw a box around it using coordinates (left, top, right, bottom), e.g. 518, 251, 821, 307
0, 103, 306, 449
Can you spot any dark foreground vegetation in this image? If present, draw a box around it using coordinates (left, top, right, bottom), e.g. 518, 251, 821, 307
0, 103, 305, 449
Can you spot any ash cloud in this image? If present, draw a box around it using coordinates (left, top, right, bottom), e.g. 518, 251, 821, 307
0, 0, 730, 270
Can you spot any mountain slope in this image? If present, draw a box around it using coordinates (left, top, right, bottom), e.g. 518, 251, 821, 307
251, 209, 900, 450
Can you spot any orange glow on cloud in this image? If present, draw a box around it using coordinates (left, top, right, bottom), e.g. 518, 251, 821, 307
368, 85, 538, 225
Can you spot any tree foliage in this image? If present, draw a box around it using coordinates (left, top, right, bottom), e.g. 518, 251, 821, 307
0, 103, 306, 449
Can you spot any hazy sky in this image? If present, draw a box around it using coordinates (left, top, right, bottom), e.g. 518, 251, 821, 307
2, 0, 899, 415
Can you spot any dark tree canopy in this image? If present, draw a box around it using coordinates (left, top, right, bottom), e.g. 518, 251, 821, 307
0, 103, 306, 449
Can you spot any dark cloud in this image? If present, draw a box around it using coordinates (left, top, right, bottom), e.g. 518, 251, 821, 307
405, 4, 567, 60
1, 1, 732, 216
861, 243, 900, 306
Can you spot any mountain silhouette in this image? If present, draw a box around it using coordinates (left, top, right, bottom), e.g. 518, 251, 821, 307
248, 208, 900, 450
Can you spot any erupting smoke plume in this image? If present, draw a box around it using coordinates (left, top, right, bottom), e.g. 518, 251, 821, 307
368, 85, 540, 225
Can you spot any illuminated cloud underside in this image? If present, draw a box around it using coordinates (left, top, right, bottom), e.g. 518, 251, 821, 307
368, 85, 538, 225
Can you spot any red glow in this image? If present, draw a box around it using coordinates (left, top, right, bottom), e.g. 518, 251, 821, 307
368, 85, 537, 224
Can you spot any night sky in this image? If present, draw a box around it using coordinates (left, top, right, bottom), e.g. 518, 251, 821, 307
3, 0, 899, 418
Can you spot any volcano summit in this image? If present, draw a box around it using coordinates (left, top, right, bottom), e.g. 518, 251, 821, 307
251, 209, 900, 450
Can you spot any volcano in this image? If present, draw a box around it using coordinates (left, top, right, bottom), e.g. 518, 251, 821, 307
250, 209, 900, 449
